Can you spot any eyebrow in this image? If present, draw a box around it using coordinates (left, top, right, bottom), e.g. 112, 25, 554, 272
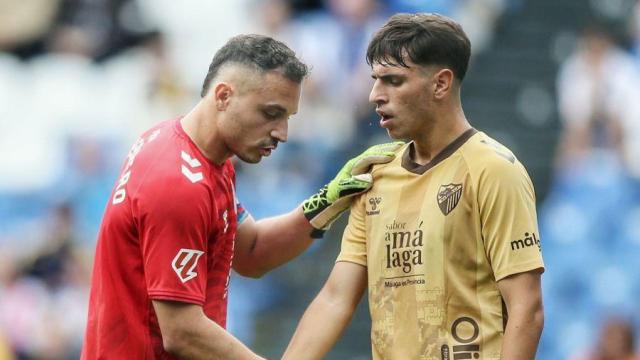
262, 104, 287, 114
371, 73, 406, 81
263, 104, 299, 117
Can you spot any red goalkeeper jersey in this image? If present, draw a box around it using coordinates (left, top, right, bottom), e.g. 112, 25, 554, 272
82, 119, 247, 359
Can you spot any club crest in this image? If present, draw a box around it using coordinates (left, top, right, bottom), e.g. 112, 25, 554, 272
437, 183, 463, 215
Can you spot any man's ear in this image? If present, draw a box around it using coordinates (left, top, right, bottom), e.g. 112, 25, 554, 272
213, 82, 233, 111
433, 68, 454, 99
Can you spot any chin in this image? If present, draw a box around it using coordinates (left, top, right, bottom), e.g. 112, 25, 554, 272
387, 129, 412, 142
386, 129, 405, 140
235, 151, 261, 164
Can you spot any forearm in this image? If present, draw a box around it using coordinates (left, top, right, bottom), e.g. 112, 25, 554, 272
242, 206, 315, 276
154, 301, 264, 360
500, 306, 544, 360
170, 317, 262, 360
284, 262, 367, 360
283, 292, 356, 360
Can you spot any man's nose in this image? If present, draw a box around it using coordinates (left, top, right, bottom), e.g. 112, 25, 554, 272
369, 81, 387, 105
272, 119, 288, 143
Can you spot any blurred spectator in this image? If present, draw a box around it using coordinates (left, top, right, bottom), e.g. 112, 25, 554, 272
51, 0, 154, 60
556, 22, 640, 178
135, 0, 252, 89
23, 204, 76, 289
0, 204, 89, 360
0, 0, 155, 61
455, 0, 507, 53
0, 0, 60, 58
572, 318, 640, 360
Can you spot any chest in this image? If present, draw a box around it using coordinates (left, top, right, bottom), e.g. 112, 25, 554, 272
363, 170, 477, 276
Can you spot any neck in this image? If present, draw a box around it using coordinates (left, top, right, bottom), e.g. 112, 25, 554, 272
411, 104, 470, 165
180, 101, 231, 165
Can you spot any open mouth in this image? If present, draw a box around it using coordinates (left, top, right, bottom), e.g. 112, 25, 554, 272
377, 110, 394, 128
259, 144, 277, 157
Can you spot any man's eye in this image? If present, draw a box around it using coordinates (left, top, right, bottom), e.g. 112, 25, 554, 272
264, 111, 278, 119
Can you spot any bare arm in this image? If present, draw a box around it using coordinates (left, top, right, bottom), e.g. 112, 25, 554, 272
153, 300, 265, 360
497, 270, 544, 360
283, 261, 367, 360
233, 206, 316, 278
232, 142, 403, 278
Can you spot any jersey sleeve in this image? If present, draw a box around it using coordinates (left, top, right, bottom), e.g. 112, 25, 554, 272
136, 181, 213, 305
228, 160, 249, 224
477, 159, 545, 281
336, 194, 367, 266
235, 199, 249, 224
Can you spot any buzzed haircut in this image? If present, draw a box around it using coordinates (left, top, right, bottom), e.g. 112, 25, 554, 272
366, 13, 471, 82
201, 34, 309, 97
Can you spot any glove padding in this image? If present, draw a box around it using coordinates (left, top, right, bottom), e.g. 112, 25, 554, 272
302, 141, 405, 236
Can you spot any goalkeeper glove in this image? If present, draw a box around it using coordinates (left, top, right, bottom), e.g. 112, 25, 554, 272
302, 141, 404, 237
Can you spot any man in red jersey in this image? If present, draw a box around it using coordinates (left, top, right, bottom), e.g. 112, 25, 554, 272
82, 34, 402, 360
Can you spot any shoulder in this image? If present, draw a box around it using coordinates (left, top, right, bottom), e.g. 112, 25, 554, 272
130, 123, 215, 205
461, 132, 531, 187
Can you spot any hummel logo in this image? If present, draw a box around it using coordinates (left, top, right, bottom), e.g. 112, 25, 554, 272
181, 151, 203, 183
480, 139, 515, 163
366, 197, 381, 215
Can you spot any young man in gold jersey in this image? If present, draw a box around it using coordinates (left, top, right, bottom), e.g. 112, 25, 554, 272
284, 13, 545, 360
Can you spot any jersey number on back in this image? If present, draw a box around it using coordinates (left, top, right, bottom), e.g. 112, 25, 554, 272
112, 130, 160, 205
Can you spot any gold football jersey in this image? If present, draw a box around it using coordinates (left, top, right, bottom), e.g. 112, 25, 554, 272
337, 129, 544, 360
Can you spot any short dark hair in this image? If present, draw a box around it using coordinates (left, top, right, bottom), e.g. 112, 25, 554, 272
201, 34, 309, 97
366, 13, 471, 82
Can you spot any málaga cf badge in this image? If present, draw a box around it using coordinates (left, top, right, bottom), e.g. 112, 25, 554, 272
437, 183, 463, 215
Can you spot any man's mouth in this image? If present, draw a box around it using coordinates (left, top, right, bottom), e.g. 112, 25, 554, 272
377, 110, 394, 128
259, 144, 277, 157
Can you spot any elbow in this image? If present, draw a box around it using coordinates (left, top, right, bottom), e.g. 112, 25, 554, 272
162, 336, 181, 357
161, 327, 191, 357
516, 300, 544, 336
533, 304, 545, 334
233, 263, 267, 279
162, 335, 182, 357
237, 269, 267, 279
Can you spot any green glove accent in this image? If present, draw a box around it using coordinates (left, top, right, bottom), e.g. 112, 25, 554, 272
303, 141, 405, 237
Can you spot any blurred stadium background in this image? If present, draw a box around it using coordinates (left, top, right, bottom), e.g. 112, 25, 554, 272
1, 0, 640, 359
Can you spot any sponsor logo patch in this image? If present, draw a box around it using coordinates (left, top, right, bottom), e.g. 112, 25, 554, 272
510, 232, 541, 252
172, 248, 204, 283
451, 317, 481, 359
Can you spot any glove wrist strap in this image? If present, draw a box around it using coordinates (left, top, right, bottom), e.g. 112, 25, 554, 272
309, 228, 326, 239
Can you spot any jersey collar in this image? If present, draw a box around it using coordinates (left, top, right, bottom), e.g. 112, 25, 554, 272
401, 128, 478, 175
